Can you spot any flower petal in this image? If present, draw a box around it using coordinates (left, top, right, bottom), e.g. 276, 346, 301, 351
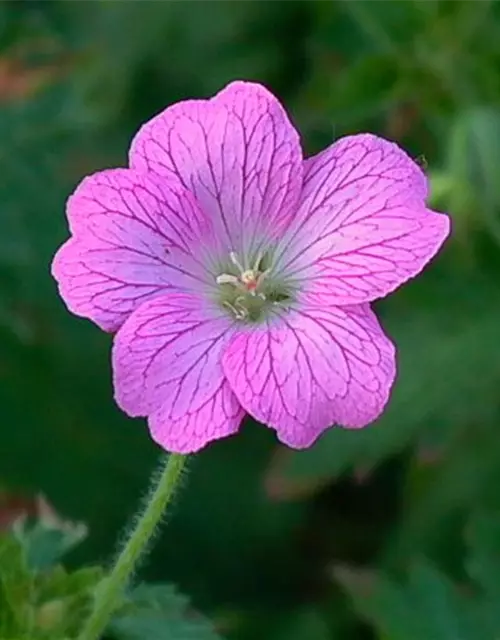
52, 169, 213, 332
129, 81, 303, 252
112, 293, 244, 453
276, 134, 450, 305
222, 304, 395, 449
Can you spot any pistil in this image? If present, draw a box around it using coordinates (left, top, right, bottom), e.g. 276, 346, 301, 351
215, 249, 292, 322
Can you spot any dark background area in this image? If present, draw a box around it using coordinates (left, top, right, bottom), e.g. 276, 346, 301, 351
1, 1, 500, 638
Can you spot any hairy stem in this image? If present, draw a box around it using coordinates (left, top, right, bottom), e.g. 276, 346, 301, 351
77, 453, 188, 640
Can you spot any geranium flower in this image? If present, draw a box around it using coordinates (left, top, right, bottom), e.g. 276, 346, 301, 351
52, 81, 450, 453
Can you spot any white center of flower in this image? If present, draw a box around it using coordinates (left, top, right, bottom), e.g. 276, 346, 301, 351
215, 250, 292, 322
216, 251, 268, 296
215, 251, 271, 320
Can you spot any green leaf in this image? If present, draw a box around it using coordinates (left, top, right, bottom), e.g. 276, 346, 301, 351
14, 515, 87, 571
126, 583, 190, 612
337, 561, 484, 640
447, 107, 500, 242
0, 526, 100, 638
461, 511, 500, 635
111, 614, 221, 640
36, 564, 102, 604
270, 607, 332, 640
466, 511, 500, 600
388, 416, 500, 565
110, 583, 222, 640
0, 534, 32, 635
34, 565, 103, 638
63, 566, 103, 596
337, 566, 424, 640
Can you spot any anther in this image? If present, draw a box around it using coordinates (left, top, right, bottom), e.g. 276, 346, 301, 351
216, 273, 240, 286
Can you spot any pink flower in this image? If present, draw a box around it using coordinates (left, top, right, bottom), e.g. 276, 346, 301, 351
52, 81, 450, 453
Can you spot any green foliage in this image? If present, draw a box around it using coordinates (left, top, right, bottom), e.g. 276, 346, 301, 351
337, 508, 500, 639
338, 561, 481, 640
465, 511, 500, 610
268, 608, 332, 640
1, 1, 500, 639
110, 583, 222, 640
447, 107, 500, 240
0, 521, 222, 640
14, 515, 87, 572
0, 533, 32, 633
0, 519, 102, 638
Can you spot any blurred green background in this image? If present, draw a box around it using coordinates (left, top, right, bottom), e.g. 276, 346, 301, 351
1, 1, 500, 638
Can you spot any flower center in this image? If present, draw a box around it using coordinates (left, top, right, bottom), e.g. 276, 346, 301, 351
215, 250, 292, 322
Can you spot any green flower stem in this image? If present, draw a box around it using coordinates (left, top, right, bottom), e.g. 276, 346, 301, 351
77, 453, 188, 640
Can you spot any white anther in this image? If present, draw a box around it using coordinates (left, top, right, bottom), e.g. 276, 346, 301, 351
216, 273, 240, 286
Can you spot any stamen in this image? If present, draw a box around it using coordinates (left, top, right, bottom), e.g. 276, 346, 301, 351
216, 273, 240, 286
252, 250, 264, 272
229, 251, 245, 274
235, 297, 250, 320
223, 299, 248, 320
217, 248, 290, 322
